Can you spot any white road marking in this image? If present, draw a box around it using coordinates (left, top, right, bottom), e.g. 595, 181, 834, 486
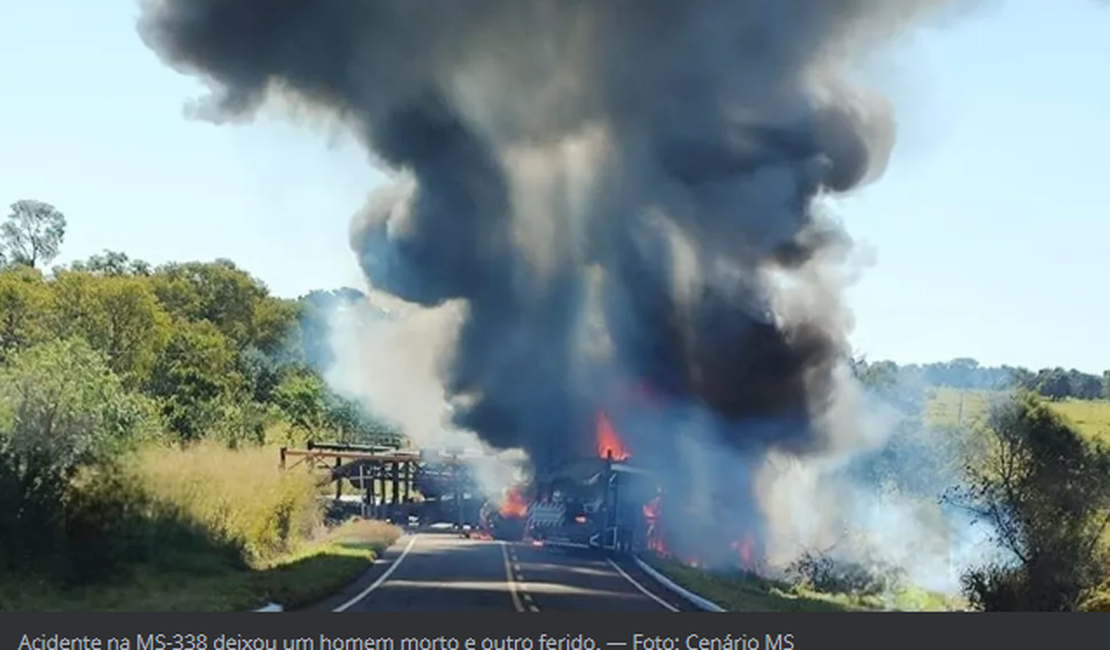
607, 558, 680, 612
333, 535, 419, 612
501, 541, 529, 612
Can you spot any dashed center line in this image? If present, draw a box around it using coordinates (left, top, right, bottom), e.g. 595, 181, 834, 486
506, 543, 540, 612
501, 541, 527, 612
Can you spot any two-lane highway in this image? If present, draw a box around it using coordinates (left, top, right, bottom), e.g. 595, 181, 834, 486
320, 531, 690, 612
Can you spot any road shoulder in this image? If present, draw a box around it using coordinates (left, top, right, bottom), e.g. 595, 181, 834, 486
606, 554, 708, 612
300, 532, 418, 612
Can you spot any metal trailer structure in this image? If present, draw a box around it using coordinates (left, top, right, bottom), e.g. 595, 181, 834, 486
279, 441, 488, 527
280, 441, 656, 556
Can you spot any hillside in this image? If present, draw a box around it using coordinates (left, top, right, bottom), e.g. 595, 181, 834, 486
925, 387, 1110, 443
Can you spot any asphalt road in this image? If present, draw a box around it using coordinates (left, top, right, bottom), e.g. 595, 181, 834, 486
314, 531, 693, 612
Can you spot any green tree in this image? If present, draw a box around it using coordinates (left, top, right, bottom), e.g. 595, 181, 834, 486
149, 260, 257, 339
0, 337, 162, 573
322, 392, 403, 447
0, 337, 162, 467
272, 371, 327, 437
945, 393, 1110, 611
1069, 370, 1104, 400
1035, 367, 1071, 401
151, 260, 297, 354
1007, 366, 1036, 391
95, 276, 172, 386
69, 249, 152, 277
236, 345, 286, 404
145, 319, 242, 442
1, 200, 67, 269
0, 266, 49, 361
46, 271, 171, 387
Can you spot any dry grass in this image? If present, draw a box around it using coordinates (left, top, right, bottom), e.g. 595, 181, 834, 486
311, 518, 403, 559
925, 388, 1110, 444
1050, 400, 1110, 445
922, 387, 996, 429
127, 441, 322, 564
0, 443, 404, 611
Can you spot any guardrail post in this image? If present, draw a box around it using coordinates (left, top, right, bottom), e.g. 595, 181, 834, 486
335, 456, 342, 501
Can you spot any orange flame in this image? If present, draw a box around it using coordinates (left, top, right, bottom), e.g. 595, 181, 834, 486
498, 486, 528, 519
640, 490, 762, 573
642, 494, 668, 554
596, 411, 630, 461
730, 536, 754, 569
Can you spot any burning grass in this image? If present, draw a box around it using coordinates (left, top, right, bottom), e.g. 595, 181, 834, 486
640, 390, 1110, 612
0, 443, 403, 611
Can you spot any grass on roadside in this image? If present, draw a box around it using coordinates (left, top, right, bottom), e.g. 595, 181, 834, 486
0, 518, 402, 611
924, 388, 1110, 444
641, 555, 961, 612
0, 440, 403, 612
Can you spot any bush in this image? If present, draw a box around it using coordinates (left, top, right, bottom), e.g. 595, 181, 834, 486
0, 338, 164, 575
0, 338, 163, 466
947, 394, 1110, 611
959, 563, 1028, 612
785, 550, 904, 597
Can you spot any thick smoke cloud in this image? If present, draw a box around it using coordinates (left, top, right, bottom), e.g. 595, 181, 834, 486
139, 0, 966, 576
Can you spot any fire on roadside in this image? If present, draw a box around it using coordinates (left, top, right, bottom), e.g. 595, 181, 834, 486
599, 398, 762, 573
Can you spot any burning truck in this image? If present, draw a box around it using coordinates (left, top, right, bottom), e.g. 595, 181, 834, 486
480, 452, 654, 551
477, 410, 647, 549
481, 405, 762, 572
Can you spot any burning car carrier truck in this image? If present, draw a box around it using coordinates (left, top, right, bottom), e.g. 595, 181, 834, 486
481, 452, 654, 554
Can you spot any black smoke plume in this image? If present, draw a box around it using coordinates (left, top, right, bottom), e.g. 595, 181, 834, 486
138, 0, 955, 491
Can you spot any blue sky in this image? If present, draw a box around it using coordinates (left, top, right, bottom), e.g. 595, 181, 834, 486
0, 0, 1107, 373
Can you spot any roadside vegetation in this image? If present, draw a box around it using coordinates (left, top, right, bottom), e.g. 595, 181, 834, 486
649, 359, 1110, 612
5, 198, 1110, 612
642, 556, 961, 612
0, 199, 402, 611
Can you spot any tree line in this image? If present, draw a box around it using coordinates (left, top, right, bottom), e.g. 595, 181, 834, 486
0, 198, 405, 582
856, 357, 1108, 401
0, 199, 399, 451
